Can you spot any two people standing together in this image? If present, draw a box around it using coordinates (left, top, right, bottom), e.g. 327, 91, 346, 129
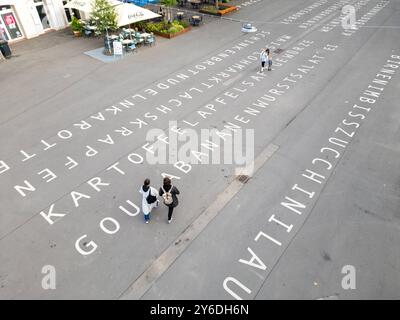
139, 177, 180, 224
260, 48, 272, 73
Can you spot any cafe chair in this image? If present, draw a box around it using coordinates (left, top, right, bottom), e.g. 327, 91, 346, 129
176, 12, 185, 20
145, 34, 156, 46
127, 42, 137, 53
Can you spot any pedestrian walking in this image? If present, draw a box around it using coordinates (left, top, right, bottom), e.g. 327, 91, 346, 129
159, 177, 180, 224
139, 178, 159, 224
268, 52, 273, 71
259, 48, 268, 73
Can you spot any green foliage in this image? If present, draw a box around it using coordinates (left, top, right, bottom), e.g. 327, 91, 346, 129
131, 21, 147, 30
90, 0, 118, 34
145, 20, 188, 34
175, 19, 189, 28
161, 0, 177, 7
71, 16, 83, 32
201, 5, 219, 13
168, 24, 184, 33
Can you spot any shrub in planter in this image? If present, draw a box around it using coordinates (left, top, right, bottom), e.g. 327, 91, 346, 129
201, 5, 219, 14
200, 3, 237, 16
71, 16, 83, 36
146, 20, 188, 35
168, 24, 184, 33
173, 19, 189, 28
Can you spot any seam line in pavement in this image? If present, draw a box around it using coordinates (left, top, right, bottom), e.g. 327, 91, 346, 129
118, 143, 279, 300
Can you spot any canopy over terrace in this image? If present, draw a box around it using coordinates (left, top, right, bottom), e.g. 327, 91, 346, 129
64, 1, 160, 26
63, 0, 121, 14
115, 3, 160, 27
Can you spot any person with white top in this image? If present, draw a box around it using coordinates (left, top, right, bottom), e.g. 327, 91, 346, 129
139, 178, 159, 224
259, 48, 268, 72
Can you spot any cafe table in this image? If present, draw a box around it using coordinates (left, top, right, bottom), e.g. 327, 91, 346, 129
188, 0, 201, 9
122, 39, 133, 45
85, 25, 97, 30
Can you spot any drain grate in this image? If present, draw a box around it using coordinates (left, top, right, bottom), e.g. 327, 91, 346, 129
236, 175, 250, 184
273, 48, 284, 54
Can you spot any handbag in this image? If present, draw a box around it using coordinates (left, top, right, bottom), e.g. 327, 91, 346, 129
146, 188, 157, 204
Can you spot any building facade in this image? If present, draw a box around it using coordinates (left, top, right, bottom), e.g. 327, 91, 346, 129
0, 0, 83, 42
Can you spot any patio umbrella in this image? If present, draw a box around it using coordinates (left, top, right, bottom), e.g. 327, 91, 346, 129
115, 3, 160, 27
63, 0, 121, 14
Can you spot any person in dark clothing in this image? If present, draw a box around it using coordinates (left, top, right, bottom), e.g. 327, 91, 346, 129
159, 177, 180, 224
268, 51, 273, 71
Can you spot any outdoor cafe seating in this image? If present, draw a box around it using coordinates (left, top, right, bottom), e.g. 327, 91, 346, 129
82, 21, 98, 37
117, 29, 156, 49
126, 41, 137, 53
190, 15, 202, 26
65, 0, 160, 57
176, 11, 185, 21
144, 33, 156, 46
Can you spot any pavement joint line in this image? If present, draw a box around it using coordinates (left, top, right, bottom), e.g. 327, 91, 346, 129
223, 73, 243, 86
118, 143, 279, 300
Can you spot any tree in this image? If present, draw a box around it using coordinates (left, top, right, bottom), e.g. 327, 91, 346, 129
90, 0, 118, 35
161, 0, 177, 23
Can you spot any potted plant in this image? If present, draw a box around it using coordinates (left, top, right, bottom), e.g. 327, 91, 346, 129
71, 16, 83, 37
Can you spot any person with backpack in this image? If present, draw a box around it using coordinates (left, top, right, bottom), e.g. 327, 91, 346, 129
139, 178, 159, 224
268, 51, 273, 71
159, 177, 180, 224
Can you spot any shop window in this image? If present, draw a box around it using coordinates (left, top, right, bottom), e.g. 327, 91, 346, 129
0, 5, 23, 40
63, 1, 81, 23
33, 1, 51, 30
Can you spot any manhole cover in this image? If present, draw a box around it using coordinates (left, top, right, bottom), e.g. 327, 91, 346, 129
237, 175, 250, 183
274, 48, 284, 54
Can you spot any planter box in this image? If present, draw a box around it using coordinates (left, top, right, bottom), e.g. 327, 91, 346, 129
200, 4, 238, 16
72, 30, 82, 37
153, 26, 191, 39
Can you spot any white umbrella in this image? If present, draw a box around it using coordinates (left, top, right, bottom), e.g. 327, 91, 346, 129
115, 3, 160, 27
64, 0, 121, 14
